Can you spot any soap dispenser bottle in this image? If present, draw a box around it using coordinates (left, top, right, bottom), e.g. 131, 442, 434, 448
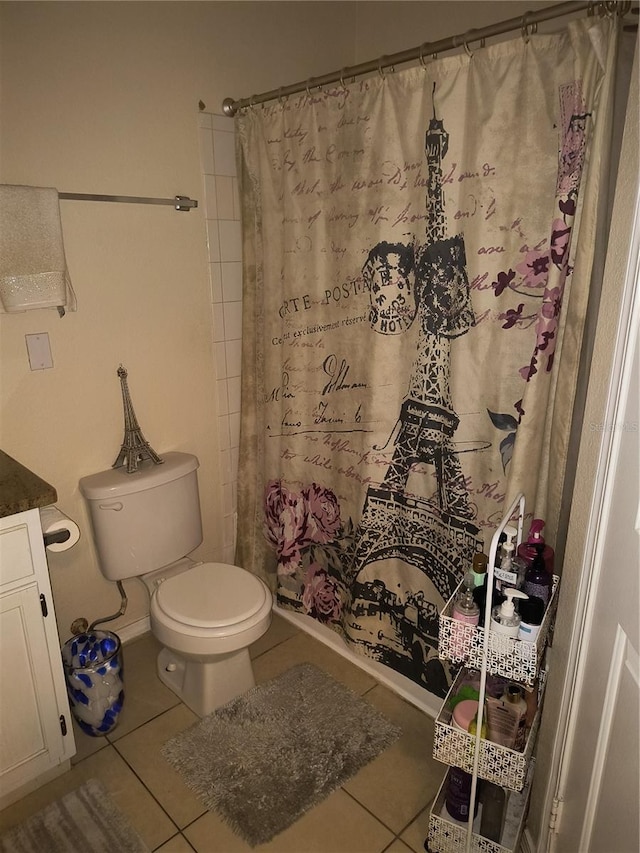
494, 529, 526, 592
490, 588, 528, 638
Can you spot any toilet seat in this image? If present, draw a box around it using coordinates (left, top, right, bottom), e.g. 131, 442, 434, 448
154, 562, 268, 629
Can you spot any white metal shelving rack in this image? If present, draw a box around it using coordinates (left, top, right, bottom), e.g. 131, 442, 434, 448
427, 493, 559, 853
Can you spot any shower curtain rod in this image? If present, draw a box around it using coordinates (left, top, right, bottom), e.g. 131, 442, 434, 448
222, 0, 628, 116
58, 192, 198, 211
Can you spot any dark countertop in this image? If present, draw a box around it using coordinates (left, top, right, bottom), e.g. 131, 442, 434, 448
0, 451, 57, 518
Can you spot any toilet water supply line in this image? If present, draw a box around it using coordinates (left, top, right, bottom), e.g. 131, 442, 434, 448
89, 580, 128, 631
70, 580, 129, 634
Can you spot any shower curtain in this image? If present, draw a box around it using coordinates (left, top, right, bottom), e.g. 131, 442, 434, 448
236, 16, 618, 698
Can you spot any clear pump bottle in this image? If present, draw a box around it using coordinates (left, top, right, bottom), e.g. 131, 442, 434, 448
494, 530, 526, 592
453, 573, 480, 623
451, 571, 480, 657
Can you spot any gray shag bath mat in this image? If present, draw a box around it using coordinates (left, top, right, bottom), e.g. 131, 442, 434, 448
0, 778, 149, 853
161, 662, 401, 846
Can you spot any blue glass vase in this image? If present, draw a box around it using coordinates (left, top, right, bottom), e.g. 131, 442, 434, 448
62, 630, 124, 736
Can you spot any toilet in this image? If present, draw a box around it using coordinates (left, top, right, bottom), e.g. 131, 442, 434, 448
79, 452, 272, 717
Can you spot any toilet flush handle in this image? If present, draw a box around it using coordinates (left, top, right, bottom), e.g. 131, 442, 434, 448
98, 501, 123, 511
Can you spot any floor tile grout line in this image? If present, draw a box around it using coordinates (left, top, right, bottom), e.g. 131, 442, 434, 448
70, 702, 182, 768
73, 713, 209, 850
105, 701, 183, 745
250, 632, 301, 662
340, 785, 397, 838
151, 829, 197, 853
108, 738, 200, 843
340, 782, 431, 853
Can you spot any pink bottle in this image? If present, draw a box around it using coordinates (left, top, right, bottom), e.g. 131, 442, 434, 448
517, 519, 555, 575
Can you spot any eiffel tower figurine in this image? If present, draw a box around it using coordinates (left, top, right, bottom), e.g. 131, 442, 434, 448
112, 365, 164, 473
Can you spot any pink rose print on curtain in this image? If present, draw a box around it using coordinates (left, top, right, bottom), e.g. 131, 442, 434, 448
264, 480, 311, 574
264, 480, 351, 622
304, 483, 342, 543
263, 480, 345, 574
302, 563, 343, 622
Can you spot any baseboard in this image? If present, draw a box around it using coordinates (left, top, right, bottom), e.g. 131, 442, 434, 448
274, 604, 442, 718
520, 826, 536, 853
0, 760, 70, 812
116, 615, 151, 644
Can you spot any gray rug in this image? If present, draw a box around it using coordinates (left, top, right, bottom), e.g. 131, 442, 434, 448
162, 662, 401, 846
0, 778, 149, 853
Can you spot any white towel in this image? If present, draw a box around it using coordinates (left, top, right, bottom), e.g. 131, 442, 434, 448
0, 184, 77, 314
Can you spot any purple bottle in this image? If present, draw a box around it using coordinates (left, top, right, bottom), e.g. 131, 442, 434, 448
445, 767, 478, 821
523, 544, 551, 608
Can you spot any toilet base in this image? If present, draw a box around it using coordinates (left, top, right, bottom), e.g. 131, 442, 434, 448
157, 646, 256, 717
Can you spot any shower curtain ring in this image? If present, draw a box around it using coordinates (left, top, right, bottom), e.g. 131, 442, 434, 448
305, 78, 314, 97
462, 30, 480, 58
419, 45, 437, 68
378, 57, 388, 79
521, 14, 538, 43
249, 95, 257, 110
603, 0, 628, 15
277, 87, 286, 106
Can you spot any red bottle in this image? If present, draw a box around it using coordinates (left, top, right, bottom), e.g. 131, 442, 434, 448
517, 519, 555, 575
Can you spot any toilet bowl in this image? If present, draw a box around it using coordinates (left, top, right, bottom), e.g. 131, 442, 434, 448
148, 561, 272, 716
78, 451, 273, 717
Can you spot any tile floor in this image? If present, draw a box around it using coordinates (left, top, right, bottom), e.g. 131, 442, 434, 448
0, 614, 445, 852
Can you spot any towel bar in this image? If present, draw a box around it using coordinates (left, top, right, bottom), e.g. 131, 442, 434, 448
58, 192, 198, 211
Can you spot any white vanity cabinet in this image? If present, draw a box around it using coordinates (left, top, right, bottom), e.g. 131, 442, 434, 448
0, 507, 76, 808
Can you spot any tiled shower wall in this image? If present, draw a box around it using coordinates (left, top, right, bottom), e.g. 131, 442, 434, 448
198, 111, 242, 564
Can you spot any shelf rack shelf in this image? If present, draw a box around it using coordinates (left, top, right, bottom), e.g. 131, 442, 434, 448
438, 577, 559, 686
427, 762, 535, 853
433, 666, 546, 791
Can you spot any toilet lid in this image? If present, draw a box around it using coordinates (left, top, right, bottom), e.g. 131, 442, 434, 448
155, 562, 268, 629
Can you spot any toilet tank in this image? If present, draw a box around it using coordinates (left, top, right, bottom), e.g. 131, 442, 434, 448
79, 452, 203, 581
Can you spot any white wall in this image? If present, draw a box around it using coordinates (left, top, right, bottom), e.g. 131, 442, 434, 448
0, 1, 358, 639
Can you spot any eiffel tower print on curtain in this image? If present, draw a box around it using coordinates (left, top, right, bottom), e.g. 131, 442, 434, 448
345, 90, 483, 690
